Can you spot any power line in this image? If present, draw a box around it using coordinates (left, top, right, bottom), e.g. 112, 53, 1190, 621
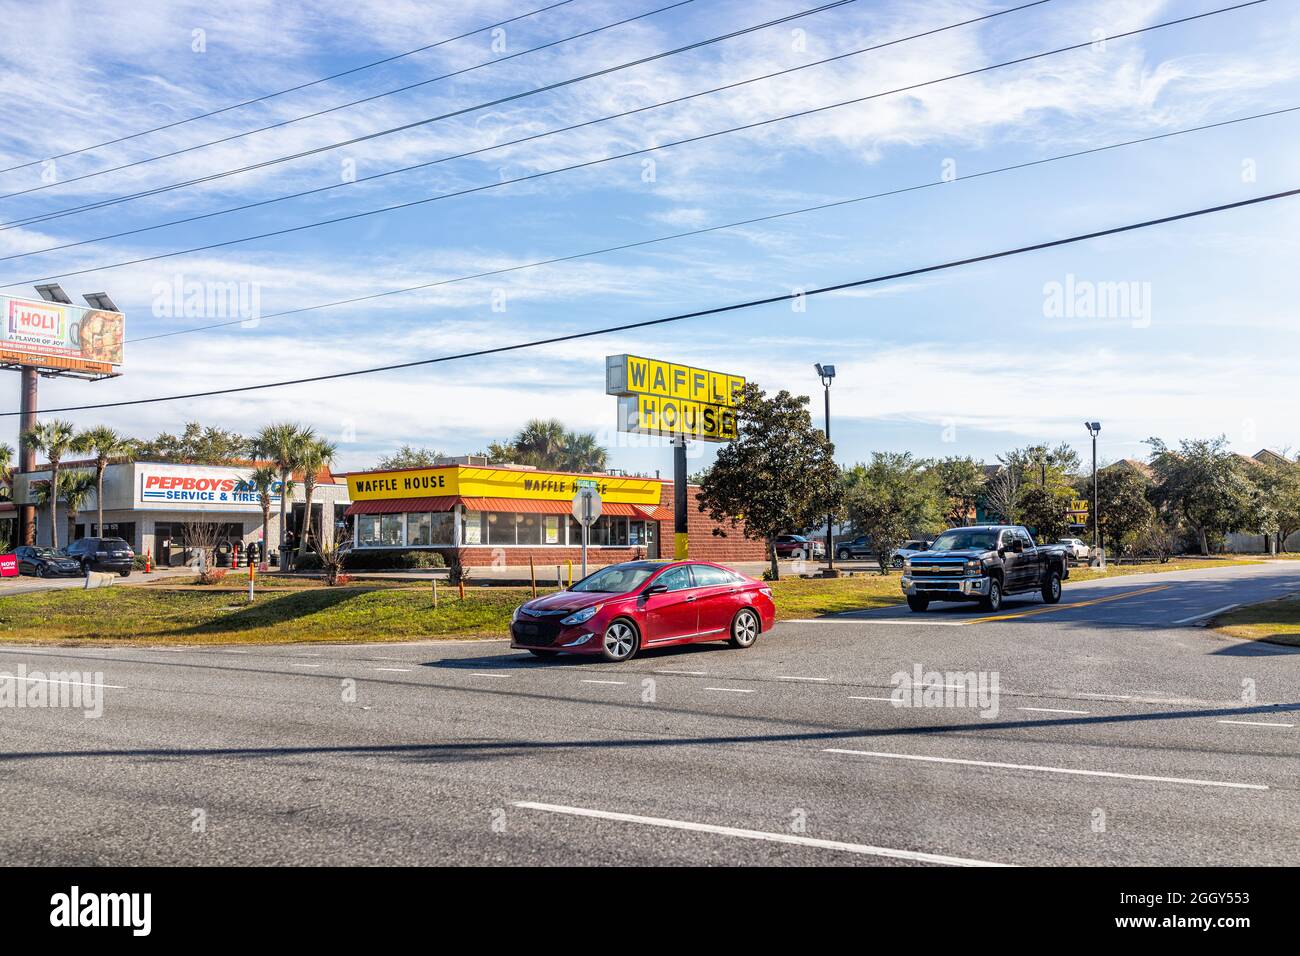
8, 185, 1298, 417
0, 0, 699, 199
121, 105, 1300, 344
0, 0, 1261, 288
0, 0, 853, 214
0, 0, 1055, 261
0, 0, 581, 176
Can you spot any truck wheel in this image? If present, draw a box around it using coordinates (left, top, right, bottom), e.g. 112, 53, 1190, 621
906, 594, 929, 612
837, 549, 850, 560
980, 579, 1003, 612
1041, 570, 1062, 604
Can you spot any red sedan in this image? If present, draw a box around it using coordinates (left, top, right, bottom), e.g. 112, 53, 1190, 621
510, 560, 776, 662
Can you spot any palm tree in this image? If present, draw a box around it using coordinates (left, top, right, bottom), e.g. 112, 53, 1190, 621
21, 419, 77, 549
251, 423, 314, 554
561, 430, 607, 473
58, 471, 97, 544
73, 426, 135, 538
297, 437, 337, 550
0, 443, 13, 549
247, 465, 279, 564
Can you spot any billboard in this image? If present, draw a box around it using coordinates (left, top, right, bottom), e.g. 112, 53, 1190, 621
1, 294, 124, 374
346, 465, 662, 505
605, 354, 745, 442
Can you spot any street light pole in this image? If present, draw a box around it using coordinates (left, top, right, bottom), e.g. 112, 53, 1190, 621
816, 364, 836, 572
1085, 421, 1101, 558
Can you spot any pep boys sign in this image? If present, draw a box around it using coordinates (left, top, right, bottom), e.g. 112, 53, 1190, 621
137, 466, 282, 511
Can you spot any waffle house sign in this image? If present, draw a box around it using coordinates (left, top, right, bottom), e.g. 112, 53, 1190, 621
605, 354, 744, 442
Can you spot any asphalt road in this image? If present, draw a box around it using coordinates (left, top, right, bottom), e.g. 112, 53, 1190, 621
0, 561, 1297, 866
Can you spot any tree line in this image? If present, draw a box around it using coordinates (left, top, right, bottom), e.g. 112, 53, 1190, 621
698, 385, 1300, 578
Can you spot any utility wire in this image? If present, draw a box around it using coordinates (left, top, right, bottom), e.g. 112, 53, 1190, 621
8, 185, 1298, 417
122, 104, 1300, 344
0, 0, 1054, 260
0, 0, 581, 176
0, 0, 1262, 288
0, 0, 857, 227
0, 0, 698, 198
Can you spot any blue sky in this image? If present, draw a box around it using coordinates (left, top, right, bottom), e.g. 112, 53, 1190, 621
0, 0, 1297, 476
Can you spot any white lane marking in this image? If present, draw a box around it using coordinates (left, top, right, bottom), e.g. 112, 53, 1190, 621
290, 663, 322, 668
513, 801, 1011, 867
373, 667, 412, 673
1078, 693, 1132, 700
654, 669, 706, 676
774, 675, 829, 682
824, 749, 1268, 791
1173, 604, 1239, 625
220, 650, 251, 654
581, 679, 626, 686
0, 674, 124, 690
848, 696, 896, 702
469, 672, 512, 679
1217, 719, 1295, 728
704, 687, 755, 694
1017, 706, 1090, 715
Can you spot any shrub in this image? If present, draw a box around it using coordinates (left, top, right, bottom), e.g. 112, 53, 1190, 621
331, 573, 352, 587
342, 549, 450, 570
195, 568, 228, 585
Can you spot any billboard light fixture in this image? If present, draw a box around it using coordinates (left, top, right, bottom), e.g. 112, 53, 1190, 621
34, 283, 73, 304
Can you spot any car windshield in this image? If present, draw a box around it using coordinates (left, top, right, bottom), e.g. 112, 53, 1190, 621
929, 529, 1000, 551
31, 548, 62, 558
571, 565, 659, 593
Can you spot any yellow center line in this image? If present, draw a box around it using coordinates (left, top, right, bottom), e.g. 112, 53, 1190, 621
963, 584, 1171, 625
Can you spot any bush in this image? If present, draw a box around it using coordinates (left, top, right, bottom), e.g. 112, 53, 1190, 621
341, 549, 450, 570
330, 573, 352, 587
195, 568, 228, 585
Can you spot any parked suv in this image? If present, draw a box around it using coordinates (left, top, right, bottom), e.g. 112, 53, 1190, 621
66, 537, 135, 576
773, 534, 824, 560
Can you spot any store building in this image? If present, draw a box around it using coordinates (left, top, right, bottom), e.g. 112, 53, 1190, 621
343, 462, 764, 567
13, 460, 350, 564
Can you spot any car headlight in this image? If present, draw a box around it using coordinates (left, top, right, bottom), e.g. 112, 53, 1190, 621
903, 557, 912, 569
965, 559, 982, 572
511, 605, 523, 622
560, 605, 600, 626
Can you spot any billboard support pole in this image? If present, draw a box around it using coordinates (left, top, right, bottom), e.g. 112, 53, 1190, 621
673, 436, 688, 560
18, 367, 37, 545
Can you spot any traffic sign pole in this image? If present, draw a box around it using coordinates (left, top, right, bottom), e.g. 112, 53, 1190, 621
673, 436, 688, 559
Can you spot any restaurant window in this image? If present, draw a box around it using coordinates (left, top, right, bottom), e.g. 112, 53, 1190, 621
629, 520, 646, 546
543, 515, 562, 545
407, 512, 453, 547
484, 512, 518, 545
462, 510, 483, 545
357, 514, 381, 547
380, 514, 403, 546
608, 516, 629, 547
516, 513, 543, 545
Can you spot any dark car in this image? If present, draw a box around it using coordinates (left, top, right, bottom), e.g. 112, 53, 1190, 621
834, 535, 872, 560
65, 537, 135, 577
13, 545, 83, 578
510, 560, 776, 662
773, 534, 824, 559
901, 525, 1069, 613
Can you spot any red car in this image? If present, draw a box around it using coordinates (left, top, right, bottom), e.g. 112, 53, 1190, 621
510, 560, 776, 662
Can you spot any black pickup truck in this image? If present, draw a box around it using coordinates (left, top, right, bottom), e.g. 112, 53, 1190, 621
900, 525, 1069, 613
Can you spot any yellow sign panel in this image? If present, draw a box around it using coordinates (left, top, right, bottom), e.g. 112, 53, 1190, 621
606, 354, 745, 442
347, 465, 662, 505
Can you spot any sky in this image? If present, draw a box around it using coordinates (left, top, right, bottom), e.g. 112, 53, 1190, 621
0, 0, 1297, 477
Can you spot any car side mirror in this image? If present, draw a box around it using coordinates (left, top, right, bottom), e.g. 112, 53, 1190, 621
643, 583, 668, 596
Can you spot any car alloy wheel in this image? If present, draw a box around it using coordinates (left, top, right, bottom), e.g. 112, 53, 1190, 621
982, 579, 1002, 613
837, 550, 850, 560
601, 620, 638, 662
729, 608, 759, 648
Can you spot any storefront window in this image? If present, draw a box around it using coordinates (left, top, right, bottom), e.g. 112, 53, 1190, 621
380, 514, 403, 546
543, 515, 562, 545
462, 510, 483, 545
358, 514, 381, 547
407, 512, 454, 547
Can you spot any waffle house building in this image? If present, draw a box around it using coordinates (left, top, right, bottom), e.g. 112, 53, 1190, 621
343, 463, 763, 567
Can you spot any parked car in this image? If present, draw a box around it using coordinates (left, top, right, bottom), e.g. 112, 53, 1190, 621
888, 539, 932, 568
510, 560, 776, 662
1057, 538, 1091, 562
13, 545, 83, 578
65, 537, 135, 577
901, 525, 1070, 613
834, 535, 871, 560
773, 534, 824, 559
